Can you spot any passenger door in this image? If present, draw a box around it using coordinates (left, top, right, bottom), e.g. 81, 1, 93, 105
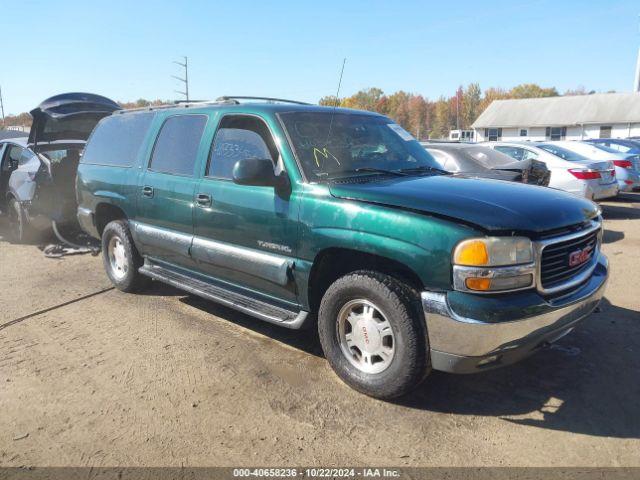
192, 114, 299, 305
135, 114, 208, 269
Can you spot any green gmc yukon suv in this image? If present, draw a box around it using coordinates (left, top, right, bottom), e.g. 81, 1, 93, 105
76, 98, 608, 399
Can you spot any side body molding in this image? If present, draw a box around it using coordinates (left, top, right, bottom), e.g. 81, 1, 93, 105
131, 221, 293, 287
131, 221, 192, 257
191, 236, 292, 286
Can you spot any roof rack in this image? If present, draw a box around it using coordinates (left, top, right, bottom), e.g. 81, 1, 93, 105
215, 96, 311, 105
117, 96, 310, 115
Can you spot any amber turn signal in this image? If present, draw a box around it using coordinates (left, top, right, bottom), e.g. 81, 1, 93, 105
465, 277, 492, 291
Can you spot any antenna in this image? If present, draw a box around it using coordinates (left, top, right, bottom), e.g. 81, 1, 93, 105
324, 58, 347, 147
172, 56, 190, 101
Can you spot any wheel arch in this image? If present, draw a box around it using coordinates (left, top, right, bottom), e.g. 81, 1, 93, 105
307, 247, 425, 313
94, 202, 128, 237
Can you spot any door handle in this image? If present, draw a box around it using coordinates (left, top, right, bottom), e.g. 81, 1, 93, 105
142, 186, 154, 197
196, 193, 212, 207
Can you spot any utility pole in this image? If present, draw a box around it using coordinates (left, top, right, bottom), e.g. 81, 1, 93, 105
172, 56, 189, 101
0, 86, 5, 129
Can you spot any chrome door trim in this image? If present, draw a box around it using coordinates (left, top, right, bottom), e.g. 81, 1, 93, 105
191, 236, 292, 286
131, 221, 192, 257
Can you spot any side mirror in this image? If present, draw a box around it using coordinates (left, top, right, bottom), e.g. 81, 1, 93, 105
232, 158, 279, 187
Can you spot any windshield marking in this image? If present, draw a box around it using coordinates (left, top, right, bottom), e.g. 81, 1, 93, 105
313, 147, 341, 167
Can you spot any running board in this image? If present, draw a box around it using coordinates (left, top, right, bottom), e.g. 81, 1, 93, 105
138, 263, 309, 329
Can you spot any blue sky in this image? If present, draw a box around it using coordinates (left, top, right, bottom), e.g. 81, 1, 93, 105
1, 0, 639, 115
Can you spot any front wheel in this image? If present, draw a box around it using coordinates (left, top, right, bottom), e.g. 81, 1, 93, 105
101, 220, 150, 292
318, 270, 430, 399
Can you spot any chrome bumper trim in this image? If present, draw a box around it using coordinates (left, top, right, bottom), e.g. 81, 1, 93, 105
422, 254, 608, 359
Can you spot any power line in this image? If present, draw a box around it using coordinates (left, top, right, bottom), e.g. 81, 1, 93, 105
172, 56, 189, 101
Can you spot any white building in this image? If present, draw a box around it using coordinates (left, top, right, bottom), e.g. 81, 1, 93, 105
472, 92, 640, 142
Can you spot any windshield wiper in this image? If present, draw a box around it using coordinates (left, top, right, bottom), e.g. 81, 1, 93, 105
398, 165, 452, 175
353, 167, 409, 176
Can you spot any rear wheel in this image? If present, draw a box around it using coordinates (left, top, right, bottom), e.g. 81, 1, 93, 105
101, 220, 150, 292
318, 270, 430, 399
7, 198, 38, 243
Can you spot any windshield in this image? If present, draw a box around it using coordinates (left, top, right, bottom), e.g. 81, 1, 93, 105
537, 143, 589, 162
279, 112, 440, 180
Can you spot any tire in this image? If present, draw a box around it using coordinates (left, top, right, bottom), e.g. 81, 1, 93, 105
7, 198, 38, 244
318, 270, 430, 399
101, 220, 150, 292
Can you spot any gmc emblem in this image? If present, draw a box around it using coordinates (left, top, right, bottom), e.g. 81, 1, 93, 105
568, 245, 593, 267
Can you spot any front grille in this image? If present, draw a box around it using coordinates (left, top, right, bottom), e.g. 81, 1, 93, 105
540, 229, 599, 289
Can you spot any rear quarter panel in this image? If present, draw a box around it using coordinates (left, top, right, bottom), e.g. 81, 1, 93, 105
76, 164, 140, 235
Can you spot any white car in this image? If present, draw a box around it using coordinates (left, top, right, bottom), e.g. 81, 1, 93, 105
542, 141, 640, 193
485, 142, 618, 200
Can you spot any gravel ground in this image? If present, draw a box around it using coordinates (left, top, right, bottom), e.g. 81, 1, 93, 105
0, 193, 638, 467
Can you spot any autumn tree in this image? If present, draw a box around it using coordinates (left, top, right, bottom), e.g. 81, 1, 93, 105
509, 84, 558, 99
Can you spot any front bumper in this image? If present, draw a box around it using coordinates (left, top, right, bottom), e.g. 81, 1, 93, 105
422, 253, 608, 373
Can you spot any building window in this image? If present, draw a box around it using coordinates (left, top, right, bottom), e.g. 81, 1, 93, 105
599, 126, 612, 138
545, 126, 567, 141
519, 129, 528, 137
484, 128, 502, 141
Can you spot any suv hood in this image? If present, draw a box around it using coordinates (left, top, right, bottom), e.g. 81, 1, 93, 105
328, 175, 598, 234
28, 92, 120, 150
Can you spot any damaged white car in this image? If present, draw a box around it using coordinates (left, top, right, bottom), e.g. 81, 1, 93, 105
0, 93, 120, 242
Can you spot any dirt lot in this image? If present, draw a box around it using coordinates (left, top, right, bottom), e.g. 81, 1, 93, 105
1, 193, 639, 468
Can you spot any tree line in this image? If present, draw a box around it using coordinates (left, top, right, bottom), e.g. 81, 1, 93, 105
2, 85, 600, 139
319, 84, 599, 140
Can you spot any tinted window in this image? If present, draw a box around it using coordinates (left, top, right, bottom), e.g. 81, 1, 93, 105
208, 116, 277, 179
82, 112, 155, 167
149, 115, 208, 176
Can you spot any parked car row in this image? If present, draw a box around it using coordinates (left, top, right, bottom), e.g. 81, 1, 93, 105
1, 93, 612, 400
420, 142, 551, 186
422, 138, 640, 200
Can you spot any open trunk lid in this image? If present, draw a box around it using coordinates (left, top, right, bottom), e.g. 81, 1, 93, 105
28, 92, 120, 150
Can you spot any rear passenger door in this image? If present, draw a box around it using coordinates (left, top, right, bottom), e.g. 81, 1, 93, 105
135, 114, 208, 269
191, 114, 299, 305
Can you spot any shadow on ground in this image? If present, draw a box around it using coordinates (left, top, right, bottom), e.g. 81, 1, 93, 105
603, 229, 624, 243
181, 291, 640, 439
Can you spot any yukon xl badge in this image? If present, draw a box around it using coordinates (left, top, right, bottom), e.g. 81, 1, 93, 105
568, 244, 593, 267
257, 240, 292, 254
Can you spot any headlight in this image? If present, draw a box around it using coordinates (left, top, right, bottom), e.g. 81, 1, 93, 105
453, 237, 535, 293
454, 237, 533, 266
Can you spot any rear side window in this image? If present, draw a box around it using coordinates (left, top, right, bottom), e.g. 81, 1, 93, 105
149, 115, 208, 176
81, 112, 155, 167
